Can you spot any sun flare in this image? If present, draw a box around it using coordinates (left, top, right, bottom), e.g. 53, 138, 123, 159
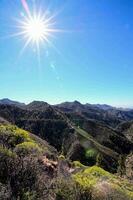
7, 0, 65, 63
18, 11, 55, 49
23, 16, 47, 43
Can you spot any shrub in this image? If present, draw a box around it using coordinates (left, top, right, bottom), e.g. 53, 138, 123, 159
85, 148, 97, 165
0, 146, 17, 183
0, 124, 33, 148
14, 141, 42, 156
84, 166, 112, 178
58, 154, 65, 160
73, 161, 86, 168
73, 166, 133, 200
55, 178, 91, 200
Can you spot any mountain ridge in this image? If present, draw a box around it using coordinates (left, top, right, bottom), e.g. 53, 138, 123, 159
0, 98, 133, 110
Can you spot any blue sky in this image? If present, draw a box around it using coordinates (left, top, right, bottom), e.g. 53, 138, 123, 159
0, 0, 133, 107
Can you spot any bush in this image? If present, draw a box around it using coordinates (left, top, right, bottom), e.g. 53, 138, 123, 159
55, 178, 91, 200
14, 142, 42, 156
58, 154, 65, 160
0, 124, 33, 148
73, 161, 86, 168
73, 166, 133, 200
0, 146, 17, 183
85, 148, 97, 165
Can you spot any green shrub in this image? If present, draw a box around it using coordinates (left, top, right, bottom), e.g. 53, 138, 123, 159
0, 124, 33, 148
58, 154, 65, 160
73, 166, 133, 199
73, 161, 86, 168
85, 148, 97, 165
84, 166, 112, 178
14, 142, 42, 156
55, 178, 91, 200
0, 145, 16, 158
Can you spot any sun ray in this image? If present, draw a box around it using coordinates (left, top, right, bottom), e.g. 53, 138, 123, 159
36, 40, 41, 71
18, 37, 32, 58
41, 34, 62, 56
0, 31, 28, 40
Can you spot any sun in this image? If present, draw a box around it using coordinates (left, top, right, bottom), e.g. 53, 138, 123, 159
7, 0, 65, 62
23, 15, 47, 43
18, 0, 56, 46
13, 0, 60, 51
18, 12, 55, 49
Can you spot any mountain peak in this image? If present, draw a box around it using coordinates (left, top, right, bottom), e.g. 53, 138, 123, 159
0, 98, 25, 107
73, 100, 81, 105
27, 100, 50, 111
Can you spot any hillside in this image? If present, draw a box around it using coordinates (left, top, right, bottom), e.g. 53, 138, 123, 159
0, 123, 58, 199
117, 121, 133, 142
0, 100, 132, 175
0, 103, 75, 152
55, 101, 133, 127
0, 100, 132, 199
0, 123, 133, 200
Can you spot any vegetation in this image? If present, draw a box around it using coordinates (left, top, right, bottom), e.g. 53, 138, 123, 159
0, 124, 58, 199
15, 141, 43, 156
0, 124, 35, 148
72, 161, 86, 168
85, 148, 97, 165
0, 102, 133, 199
55, 178, 91, 200
58, 154, 65, 160
73, 166, 133, 200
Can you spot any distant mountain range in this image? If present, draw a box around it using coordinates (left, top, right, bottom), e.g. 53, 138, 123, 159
0, 98, 133, 128
0, 98, 132, 110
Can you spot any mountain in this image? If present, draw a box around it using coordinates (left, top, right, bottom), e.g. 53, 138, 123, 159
0, 119, 133, 199
91, 103, 115, 110
26, 101, 50, 111
55, 101, 133, 127
1, 99, 133, 127
0, 98, 25, 107
55, 101, 115, 112
0, 100, 132, 175
0, 99, 133, 199
0, 102, 75, 152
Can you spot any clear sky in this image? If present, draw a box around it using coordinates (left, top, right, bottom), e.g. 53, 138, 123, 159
0, 0, 133, 107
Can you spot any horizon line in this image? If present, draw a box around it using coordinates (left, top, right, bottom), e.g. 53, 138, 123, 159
0, 97, 133, 109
